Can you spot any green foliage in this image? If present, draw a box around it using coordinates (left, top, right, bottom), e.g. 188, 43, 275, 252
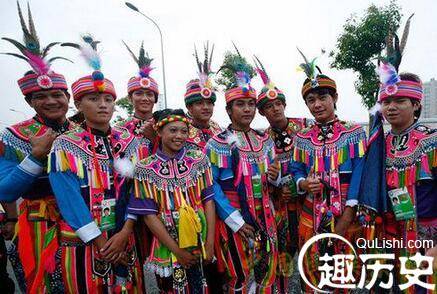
330, 0, 401, 109
114, 96, 133, 123
215, 51, 256, 91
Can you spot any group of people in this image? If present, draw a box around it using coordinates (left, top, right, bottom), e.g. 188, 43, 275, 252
0, 3, 436, 294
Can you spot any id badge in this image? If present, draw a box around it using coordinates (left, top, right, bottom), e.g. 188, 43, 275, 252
388, 187, 416, 221
100, 199, 116, 231
252, 175, 262, 199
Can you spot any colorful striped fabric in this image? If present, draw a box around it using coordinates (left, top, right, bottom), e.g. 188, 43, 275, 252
184, 79, 216, 105
225, 86, 257, 103
301, 76, 337, 98
17, 72, 68, 96
71, 75, 116, 101
378, 79, 423, 102
127, 76, 159, 96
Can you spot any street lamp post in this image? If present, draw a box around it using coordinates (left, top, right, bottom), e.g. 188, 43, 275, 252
125, 2, 167, 109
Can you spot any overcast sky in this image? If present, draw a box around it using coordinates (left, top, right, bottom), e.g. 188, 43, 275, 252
1, 0, 436, 129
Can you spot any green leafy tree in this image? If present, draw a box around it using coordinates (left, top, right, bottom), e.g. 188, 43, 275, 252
114, 96, 133, 122
330, 1, 401, 109
216, 50, 256, 91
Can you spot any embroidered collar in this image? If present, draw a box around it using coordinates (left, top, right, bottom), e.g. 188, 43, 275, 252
34, 115, 70, 134
389, 121, 418, 137
81, 122, 111, 137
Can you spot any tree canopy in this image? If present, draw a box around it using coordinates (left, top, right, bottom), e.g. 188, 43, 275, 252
330, 1, 401, 109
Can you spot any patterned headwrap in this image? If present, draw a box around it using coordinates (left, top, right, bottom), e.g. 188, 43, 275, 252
377, 14, 422, 102
253, 55, 285, 109
62, 35, 116, 101
218, 43, 257, 104
184, 42, 216, 105
154, 109, 189, 130
123, 41, 159, 100
297, 48, 336, 99
2, 2, 69, 96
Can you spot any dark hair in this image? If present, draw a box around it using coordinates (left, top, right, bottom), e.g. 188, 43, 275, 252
304, 87, 337, 109
153, 108, 187, 125
399, 72, 422, 121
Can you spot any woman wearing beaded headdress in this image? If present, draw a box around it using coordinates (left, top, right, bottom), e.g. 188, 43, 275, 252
127, 108, 216, 293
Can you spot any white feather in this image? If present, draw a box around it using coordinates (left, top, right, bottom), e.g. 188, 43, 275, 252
114, 157, 135, 178
369, 103, 381, 116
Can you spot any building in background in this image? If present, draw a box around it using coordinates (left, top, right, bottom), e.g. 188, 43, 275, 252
423, 78, 437, 119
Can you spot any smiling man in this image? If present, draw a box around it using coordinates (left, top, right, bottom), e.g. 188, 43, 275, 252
289, 52, 367, 292
255, 58, 311, 291
0, 3, 74, 292
206, 49, 280, 293
48, 36, 144, 292
116, 41, 158, 159
184, 44, 222, 152
378, 64, 437, 293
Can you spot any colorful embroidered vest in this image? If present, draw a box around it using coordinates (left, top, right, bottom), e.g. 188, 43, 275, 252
133, 148, 213, 279
267, 117, 311, 178
207, 127, 277, 240
385, 123, 437, 241
116, 116, 152, 159
49, 124, 143, 243
293, 118, 367, 231
186, 119, 222, 151
0, 115, 73, 292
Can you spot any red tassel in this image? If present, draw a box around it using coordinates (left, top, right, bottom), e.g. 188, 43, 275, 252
29, 230, 59, 293
17, 202, 36, 281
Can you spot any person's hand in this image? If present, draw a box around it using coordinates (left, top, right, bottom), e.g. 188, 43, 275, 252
1, 221, 16, 240
334, 207, 355, 237
300, 167, 322, 194
175, 248, 198, 268
238, 223, 255, 243
100, 230, 130, 263
93, 235, 107, 253
140, 119, 156, 140
204, 240, 215, 263
30, 129, 57, 161
267, 157, 280, 182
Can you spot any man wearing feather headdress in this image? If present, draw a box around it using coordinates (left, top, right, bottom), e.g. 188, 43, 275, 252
184, 42, 222, 152
48, 35, 144, 292
289, 49, 367, 292
0, 2, 75, 292
117, 41, 158, 159
205, 45, 280, 293
375, 15, 437, 293
254, 56, 312, 292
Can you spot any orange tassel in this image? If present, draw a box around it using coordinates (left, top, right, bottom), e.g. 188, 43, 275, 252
17, 202, 36, 281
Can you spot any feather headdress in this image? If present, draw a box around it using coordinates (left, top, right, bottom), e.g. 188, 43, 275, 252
122, 41, 159, 97
2, 2, 70, 95
194, 41, 214, 90
253, 55, 275, 90
381, 14, 414, 72
376, 14, 420, 101
296, 47, 321, 88
123, 41, 154, 78
218, 42, 255, 92
2, 2, 72, 75
62, 35, 106, 91
253, 55, 285, 107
